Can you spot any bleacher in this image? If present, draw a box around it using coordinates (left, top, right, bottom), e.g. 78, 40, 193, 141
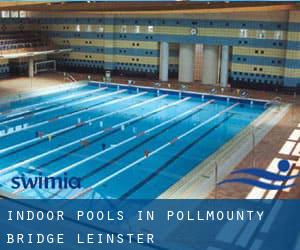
0, 31, 55, 55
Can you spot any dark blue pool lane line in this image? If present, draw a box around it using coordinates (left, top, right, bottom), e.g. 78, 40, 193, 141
48, 107, 205, 198
120, 114, 233, 199
0, 97, 120, 159
23, 99, 193, 174
77, 107, 207, 182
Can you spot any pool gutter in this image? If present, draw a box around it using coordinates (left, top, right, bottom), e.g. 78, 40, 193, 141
89, 80, 271, 105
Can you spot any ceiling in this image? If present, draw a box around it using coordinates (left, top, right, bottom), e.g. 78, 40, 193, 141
0, 1, 298, 14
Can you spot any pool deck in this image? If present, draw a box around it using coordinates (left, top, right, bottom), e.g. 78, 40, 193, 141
0, 72, 299, 199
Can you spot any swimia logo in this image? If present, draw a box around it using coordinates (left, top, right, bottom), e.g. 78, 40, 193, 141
218, 160, 300, 190
11, 173, 81, 190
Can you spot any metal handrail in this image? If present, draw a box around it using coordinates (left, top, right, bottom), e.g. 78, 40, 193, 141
264, 96, 282, 109
152, 82, 161, 89
64, 72, 77, 83
180, 84, 187, 92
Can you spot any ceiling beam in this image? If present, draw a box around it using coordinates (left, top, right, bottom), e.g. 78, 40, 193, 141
0, 2, 49, 8
0, 2, 297, 14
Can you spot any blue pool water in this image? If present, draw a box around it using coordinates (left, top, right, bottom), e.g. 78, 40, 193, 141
0, 82, 267, 199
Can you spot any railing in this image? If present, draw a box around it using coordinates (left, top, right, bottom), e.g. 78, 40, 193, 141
152, 82, 161, 89
64, 72, 77, 83
34, 60, 56, 74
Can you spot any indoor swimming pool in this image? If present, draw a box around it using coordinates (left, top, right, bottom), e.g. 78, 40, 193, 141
0, 82, 268, 199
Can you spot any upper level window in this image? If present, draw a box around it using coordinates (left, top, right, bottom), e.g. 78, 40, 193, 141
1, 11, 10, 18
256, 30, 266, 39
120, 25, 127, 33
134, 25, 140, 33
10, 11, 19, 18
239, 29, 248, 38
19, 11, 26, 18
97, 26, 104, 33
274, 31, 283, 40
86, 24, 92, 32
148, 25, 154, 33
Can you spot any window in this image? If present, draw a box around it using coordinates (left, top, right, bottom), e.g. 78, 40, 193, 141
97, 26, 104, 33
148, 25, 154, 33
240, 29, 248, 38
86, 25, 92, 32
120, 25, 127, 33
19, 11, 26, 18
256, 30, 266, 39
1, 11, 10, 18
10, 11, 19, 18
134, 25, 140, 33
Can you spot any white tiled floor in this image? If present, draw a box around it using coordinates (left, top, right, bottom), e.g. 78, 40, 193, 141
288, 129, 300, 141
279, 141, 296, 155
247, 124, 300, 199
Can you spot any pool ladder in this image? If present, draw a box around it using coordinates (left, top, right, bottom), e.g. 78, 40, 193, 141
64, 72, 77, 83
153, 82, 161, 96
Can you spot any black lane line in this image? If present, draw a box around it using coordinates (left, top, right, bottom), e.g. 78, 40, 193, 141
120, 114, 233, 199
24, 101, 188, 173
0, 88, 103, 123
48, 108, 202, 199
79, 109, 204, 182
0, 98, 117, 158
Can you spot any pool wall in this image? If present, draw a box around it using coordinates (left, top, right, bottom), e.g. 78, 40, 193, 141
0, 80, 288, 199
89, 80, 270, 106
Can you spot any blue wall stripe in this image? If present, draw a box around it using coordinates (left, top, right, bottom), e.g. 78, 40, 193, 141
36, 18, 292, 31
232, 55, 285, 67
45, 31, 289, 49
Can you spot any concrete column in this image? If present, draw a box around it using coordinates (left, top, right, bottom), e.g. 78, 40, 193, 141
29, 58, 34, 78
159, 41, 169, 82
202, 45, 219, 85
178, 43, 195, 83
220, 45, 230, 87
